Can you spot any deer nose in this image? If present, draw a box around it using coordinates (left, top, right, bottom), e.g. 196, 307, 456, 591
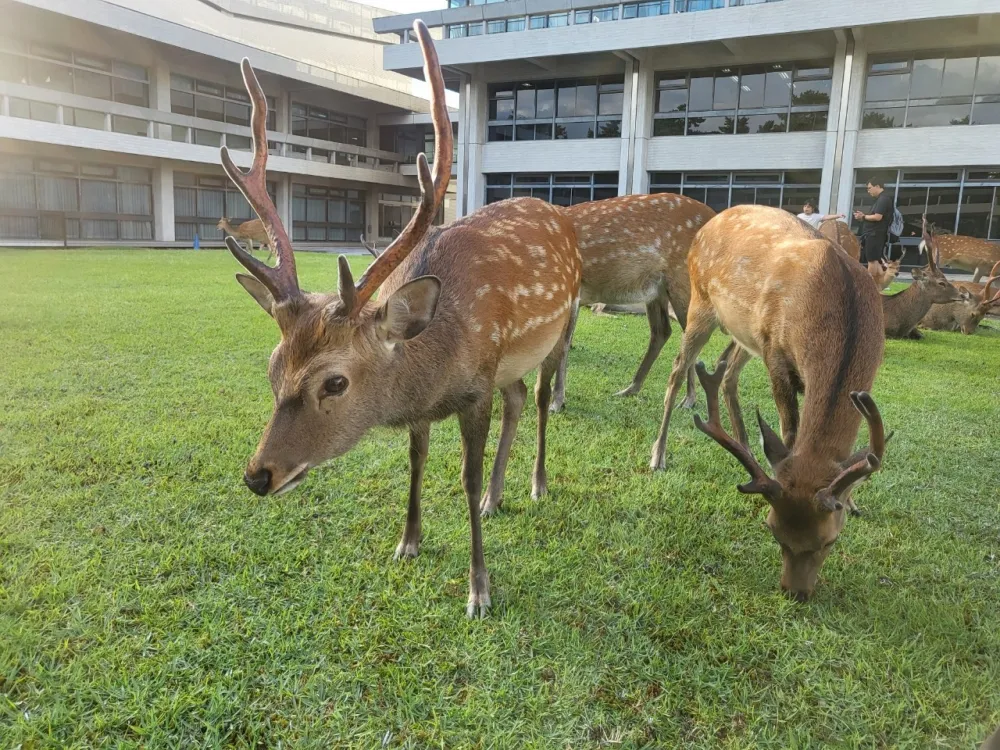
780, 583, 811, 603
243, 468, 272, 496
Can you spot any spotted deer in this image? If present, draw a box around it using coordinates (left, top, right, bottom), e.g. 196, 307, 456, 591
548, 195, 715, 413
883, 218, 965, 339
920, 232, 1000, 282
218, 217, 271, 259
651, 205, 887, 601
219, 23, 581, 618
819, 218, 861, 262
920, 261, 1000, 334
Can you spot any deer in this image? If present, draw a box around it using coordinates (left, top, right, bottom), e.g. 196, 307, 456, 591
218, 217, 271, 260
649, 204, 887, 601
870, 256, 902, 291
819, 218, 861, 261
919, 232, 1000, 282
549, 194, 716, 413
920, 261, 1000, 334
882, 218, 966, 339
218, 22, 582, 619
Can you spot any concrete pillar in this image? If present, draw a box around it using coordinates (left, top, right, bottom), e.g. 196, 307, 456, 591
151, 58, 172, 141
835, 29, 868, 218
618, 55, 637, 196
276, 90, 292, 134
465, 73, 488, 214
276, 174, 292, 237
630, 63, 655, 195
819, 31, 849, 214
455, 72, 469, 217
153, 164, 175, 242
365, 185, 379, 241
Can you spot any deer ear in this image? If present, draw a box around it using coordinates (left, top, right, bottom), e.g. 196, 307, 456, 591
236, 273, 275, 316
375, 276, 441, 344
911, 267, 926, 281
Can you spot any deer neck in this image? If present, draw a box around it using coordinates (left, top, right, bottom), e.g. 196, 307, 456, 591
882, 281, 934, 337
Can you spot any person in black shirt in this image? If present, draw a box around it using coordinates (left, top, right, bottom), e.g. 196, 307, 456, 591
853, 176, 894, 274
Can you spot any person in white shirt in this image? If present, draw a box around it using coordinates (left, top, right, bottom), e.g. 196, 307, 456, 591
797, 199, 844, 230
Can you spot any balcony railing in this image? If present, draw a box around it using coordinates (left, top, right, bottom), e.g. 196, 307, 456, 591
0, 81, 407, 173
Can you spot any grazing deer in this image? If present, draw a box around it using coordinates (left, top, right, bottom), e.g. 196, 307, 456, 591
870, 257, 902, 291
549, 194, 715, 413
218, 217, 271, 259
883, 219, 965, 339
919, 232, 1000, 282
650, 205, 887, 601
220, 22, 581, 618
819, 218, 861, 261
920, 262, 1000, 334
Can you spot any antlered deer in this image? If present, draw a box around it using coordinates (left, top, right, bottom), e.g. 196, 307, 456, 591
550, 194, 715, 412
220, 23, 581, 618
920, 232, 1000, 282
870, 257, 902, 291
218, 217, 271, 258
651, 205, 887, 601
920, 261, 1000, 334
819, 218, 861, 261
883, 219, 965, 339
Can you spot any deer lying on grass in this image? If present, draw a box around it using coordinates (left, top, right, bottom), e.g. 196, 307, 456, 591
218, 217, 271, 259
882, 219, 965, 339
920, 232, 1000, 282
549, 194, 716, 413
920, 262, 1000, 334
819, 218, 861, 261
220, 22, 581, 618
651, 205, 887, 601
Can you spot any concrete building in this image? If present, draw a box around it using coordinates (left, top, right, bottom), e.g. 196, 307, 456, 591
0, 0, 457, 247
375, 0, 1000, 252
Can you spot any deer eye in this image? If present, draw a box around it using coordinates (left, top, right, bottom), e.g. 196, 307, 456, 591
322, 375, 349, 396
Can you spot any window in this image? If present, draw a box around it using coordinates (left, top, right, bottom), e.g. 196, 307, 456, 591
676, 0, 724, 10
863, 52, 1000, 130
291, 103, 366, 147
378, 192, 445, 238
648, 170, 822, 215
291, 184, 365, 243
0, 155, 153, 241
485, 173, 619, 205
623, 1, 671, 18
488, 77, 625, 141
173, 172, 277, 243
653, 62, 831, 136
171, 75, 276, 146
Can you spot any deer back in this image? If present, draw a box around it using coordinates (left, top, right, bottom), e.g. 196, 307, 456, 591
819, 219, 861, 261
929, 234, 1000, 272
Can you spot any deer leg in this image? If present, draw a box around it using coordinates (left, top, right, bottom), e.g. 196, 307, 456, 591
394, 421, 429, 560
549, 297, 579, 413
616, 296, 670, 398
650, 301, 717, 471
532, 341, 564, 499
973, 267, 983, 283
480, 380, 527, 517
458, 396, 492, 618
681, 365, 698, 410
720, 342, 753, 447
766, 362, 800, 450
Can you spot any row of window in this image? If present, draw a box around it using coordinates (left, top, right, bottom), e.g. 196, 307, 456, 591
488, 78, 624, 141
170, 74, 276, 150
484, 173, 619, 206
648, 170, 822, 215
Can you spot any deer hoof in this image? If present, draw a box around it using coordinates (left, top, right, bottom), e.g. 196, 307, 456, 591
393, 539, 420, 561
480, 494, 502, 517
680, 394, 697, 409
466, 579, 491, 619
548, 398, 565, 414
614, 384, 641, 398
531, 477, 548, 500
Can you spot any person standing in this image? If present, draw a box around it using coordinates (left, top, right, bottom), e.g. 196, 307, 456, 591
854, 177, 894, 275
797, 199, 844, 230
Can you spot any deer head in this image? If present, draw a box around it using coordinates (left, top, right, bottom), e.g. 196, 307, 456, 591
694, 360, 886, 601
222, 20, 453, 496
959, 261, 1000, 334
914, 217, 965, 303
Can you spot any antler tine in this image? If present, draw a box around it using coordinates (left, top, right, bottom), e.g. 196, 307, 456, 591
350, 19, 452, 316
220, 58, 298, 301
920, 214, 939, 271
693, 361, 783, 502
360, 234, 381, 258
850, 391, 886, 461
983, 261, 1000, 305
819, 391, 887, 510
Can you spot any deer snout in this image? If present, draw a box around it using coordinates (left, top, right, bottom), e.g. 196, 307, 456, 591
781, 583, 811, 603
244, 467, 272, 496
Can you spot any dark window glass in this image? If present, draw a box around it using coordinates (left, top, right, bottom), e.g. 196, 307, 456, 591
739, 71, 765, 109
866, 73, 910, 102
862, 108, 905, 128
597, 119, 622, 137
957, 187, 995, 237
576, 83, 597, 116
972, 101, 1000, 125
74, 70, 112, 100
653, 117, 685, 136
688, 75, 714, 111
687, 116, 733, 135
516, 123, 536, 141
977, 56, 1000, 95
535, 123, 553, 139
713, 73, 738, 110
488, 125, 513, 141
764, 69, 792, 108
905, 103, 971, 127
792, 78, 831, 106
789, 111, 826, 131
516, 86, 536, 119
536, 85, 555, 117
658, 87, 688, 113
910, 58, 945, 99
560, 121, 594, 139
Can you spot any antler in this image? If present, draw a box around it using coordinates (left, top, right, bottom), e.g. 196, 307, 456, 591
815, 392, 886, 511
693, 361, 783, 503
220, 59, 298, 301
343, 20, 453, 316
982, 261, 1000, 306
360, 234, 381, 258
921, 215, 941, 270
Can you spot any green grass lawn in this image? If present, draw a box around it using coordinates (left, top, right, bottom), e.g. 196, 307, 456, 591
2, 248, 999, 749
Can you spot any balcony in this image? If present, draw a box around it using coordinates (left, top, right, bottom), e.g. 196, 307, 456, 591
0, 82, 416, 187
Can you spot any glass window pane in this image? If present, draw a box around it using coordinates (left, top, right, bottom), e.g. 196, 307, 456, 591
862, 108, 905, 129
225, 101, 250, 127
689, 75, 713, 111
925, 186, 960, 233
516, 123, 536, 141
112, 116, 147, 136
972, 101, 1000, 125
911, 58, 945, 99
506, 18, 525, 32
687, 115, 733, 135
576, 83, 597, 116
113, 79, 148, 107
548, 13, 569, 27
742, 113, 787, 133
714, 73, 738, 110
653, 117, 685, 136
942, 57, 976, 97
905, 103, 970, 127
196, 95, 224, 122
74, 69, 112, 100
536, 85, 555, 117
487, 20, 505, 33
599, 91, 623, 115
866, 73, 910, 102
957, 187, 994, 237
597, 119, 621, 137
492, 98, 514, 121
739, 71, 765, 109
559, 121, 594, 139
789, 111, 826, 131
756, 187, 782, 208
705, 188, 730, 212
516, 86, 536, 119
731, 187, 755, 206
69, 108, 106, 130
575, 10, 590, 23
30, 60, 73, 92
530, 15, 546, 29
623, 4, 638, 19
792, 78, 831, 106
764, 70, 792, 108
658, 88, 688, 113
557, 83, 577, 117
976, 56, 1000, 95
486, 187, 510, 204
468, 23, 483, 36
488, 124, 513, 141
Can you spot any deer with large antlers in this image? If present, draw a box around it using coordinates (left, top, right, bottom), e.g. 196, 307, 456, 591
549, 194, 715, 413
219, 22, 581, 618
650, 205, 887, 601
920, 261, 1000, 334
882, 218, 965, 339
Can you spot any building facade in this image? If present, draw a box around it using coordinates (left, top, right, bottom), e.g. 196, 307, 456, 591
375, 0, 1000, 250
0, 0, 456, 247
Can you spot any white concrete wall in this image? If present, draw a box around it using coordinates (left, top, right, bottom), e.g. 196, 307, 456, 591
481, 139, 621, 175
646, 133, 827, 173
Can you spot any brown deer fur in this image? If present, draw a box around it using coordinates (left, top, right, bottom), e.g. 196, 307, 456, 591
819, 218, 861, 261
218, 217, 270, 256
883, 220, 965, 339
920, 232, 1000, 281
651, 205, 887, 601
550, 194, 715, 412
219, 24, 582, 618
870, 258, 901, 291
920, 262, 1000, 333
